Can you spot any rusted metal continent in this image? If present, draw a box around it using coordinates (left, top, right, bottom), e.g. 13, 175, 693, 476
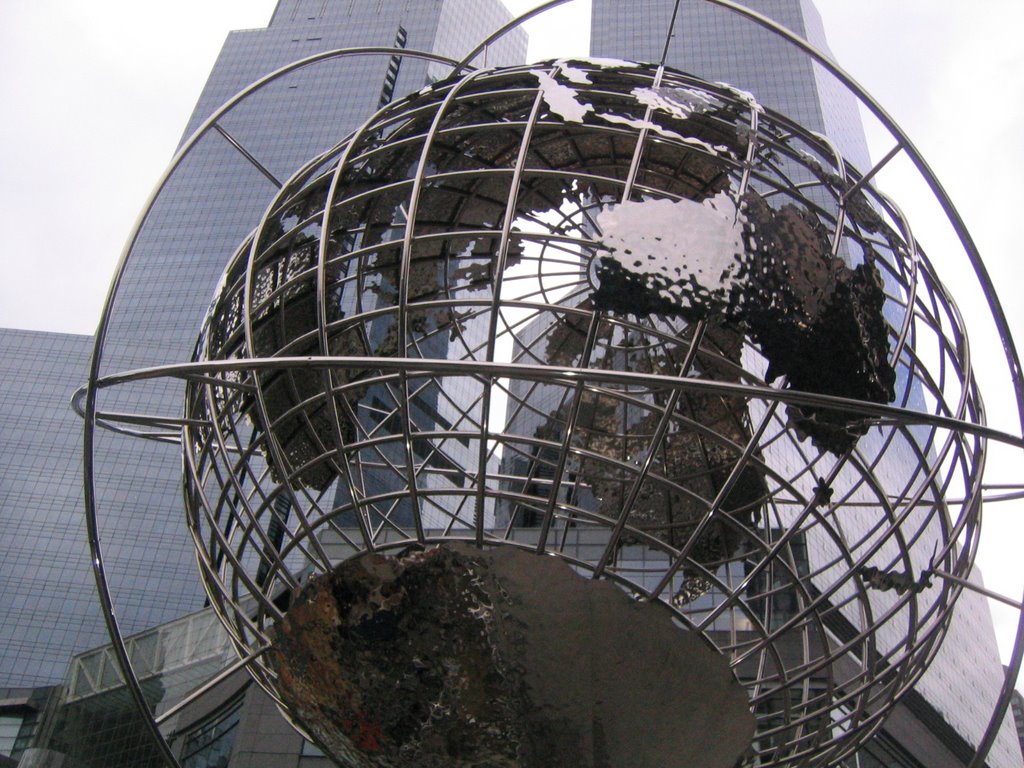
592, 188, 896, 455
739, 193, 895, 453
268, 544, 754, 767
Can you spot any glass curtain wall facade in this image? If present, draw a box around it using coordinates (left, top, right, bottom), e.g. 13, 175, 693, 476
0, 0, 524, 721
87, 0, 526, 666
588, 1, 1022, 766
0, 330, 100, 687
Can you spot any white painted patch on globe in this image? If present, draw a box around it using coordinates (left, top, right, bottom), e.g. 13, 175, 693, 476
597, 111, 728, 154
632, 86, 724, 119
715, 81, 764, 113
557, 62, 593, 85
531, 69, 593, 122
596, 191, 747, 308
530, 67, 734, 155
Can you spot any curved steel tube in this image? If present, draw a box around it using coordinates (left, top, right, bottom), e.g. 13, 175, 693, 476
695, 3, 1024, 762
80, 2, 1024, 766
89, 355, 1024, 450
82, 45, 474, 768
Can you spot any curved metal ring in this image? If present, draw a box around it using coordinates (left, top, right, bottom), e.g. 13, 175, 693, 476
80, 2, 1024, 766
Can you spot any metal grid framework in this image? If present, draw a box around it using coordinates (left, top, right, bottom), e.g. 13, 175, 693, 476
79, 3, 1024, 767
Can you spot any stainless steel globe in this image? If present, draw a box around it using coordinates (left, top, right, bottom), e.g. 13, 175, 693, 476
174, 59, 986, 767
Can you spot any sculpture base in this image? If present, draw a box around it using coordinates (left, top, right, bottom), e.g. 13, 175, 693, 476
269, 543, 754, 767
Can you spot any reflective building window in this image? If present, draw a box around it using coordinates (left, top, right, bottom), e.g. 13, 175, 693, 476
0, 713, 23, 757
181, 696, 243, 768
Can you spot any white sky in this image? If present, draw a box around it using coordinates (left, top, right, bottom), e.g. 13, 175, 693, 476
2, 0, 1023, 672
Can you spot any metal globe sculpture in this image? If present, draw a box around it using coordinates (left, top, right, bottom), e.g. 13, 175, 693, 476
169, 59, 985, 766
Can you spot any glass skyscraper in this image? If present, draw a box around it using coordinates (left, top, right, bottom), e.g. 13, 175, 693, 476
2, 0, 526, 690
590, 2, 1022, 766
0, 2, 525, 764
0, 1, 1020, 767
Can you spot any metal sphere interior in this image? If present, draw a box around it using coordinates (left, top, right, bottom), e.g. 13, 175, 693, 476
183, 59, 984, 767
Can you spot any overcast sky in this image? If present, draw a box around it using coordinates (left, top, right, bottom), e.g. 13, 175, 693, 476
2, 1, 1019, 337
2, 0, 1024, 674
